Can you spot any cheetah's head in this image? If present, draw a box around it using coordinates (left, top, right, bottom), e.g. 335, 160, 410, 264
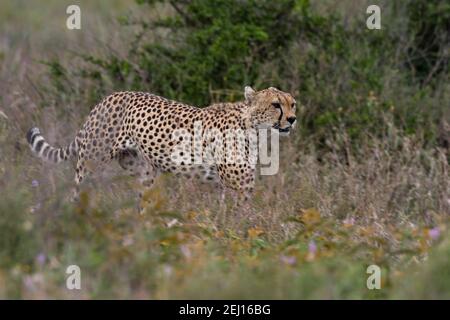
244, 86, 297, 136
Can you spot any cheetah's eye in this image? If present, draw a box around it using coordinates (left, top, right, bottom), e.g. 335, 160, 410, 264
272, 102, 281, 109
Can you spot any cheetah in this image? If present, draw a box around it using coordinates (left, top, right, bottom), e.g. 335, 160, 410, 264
26, 86, 297, 201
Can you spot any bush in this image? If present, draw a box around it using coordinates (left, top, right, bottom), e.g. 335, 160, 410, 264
405, 0, 450, 84
76, 0, 308, 106
43, 0, 448, 154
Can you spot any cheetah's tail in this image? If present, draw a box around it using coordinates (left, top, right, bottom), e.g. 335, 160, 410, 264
26, 127, 78, 164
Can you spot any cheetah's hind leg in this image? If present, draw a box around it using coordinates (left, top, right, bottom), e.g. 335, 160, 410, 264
72, 150, 114, 203
117, 149, 157, 212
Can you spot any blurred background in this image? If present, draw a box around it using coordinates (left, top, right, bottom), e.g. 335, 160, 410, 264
0, 0, 449, 299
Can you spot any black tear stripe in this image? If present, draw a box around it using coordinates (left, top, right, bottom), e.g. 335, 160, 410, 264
283, 94, 290, 111
277, 94, 283, 123
35, 140, 44, 153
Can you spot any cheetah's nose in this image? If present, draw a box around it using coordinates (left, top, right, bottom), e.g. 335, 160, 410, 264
287, 116, 296, 125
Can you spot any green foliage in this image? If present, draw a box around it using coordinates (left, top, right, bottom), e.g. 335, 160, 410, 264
405, 0, 450, 83
1, 182, 449, 298
44, 0, 449, 152
393, 235, 450, 299
100, 0, 306, 105
0, 190, 37, 269
40, 59, 69, 94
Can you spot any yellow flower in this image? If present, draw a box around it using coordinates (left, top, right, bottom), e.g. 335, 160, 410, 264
248, 227, 264, 239
187, 211, 198, 220
301, 208, 321, 226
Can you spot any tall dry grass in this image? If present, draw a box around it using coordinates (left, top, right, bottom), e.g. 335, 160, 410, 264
0, 0, 449, 299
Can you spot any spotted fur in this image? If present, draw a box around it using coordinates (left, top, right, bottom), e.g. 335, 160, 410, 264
27, 86, 296, 199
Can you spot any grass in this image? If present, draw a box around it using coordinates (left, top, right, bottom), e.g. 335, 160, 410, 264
0, 0, 449, 299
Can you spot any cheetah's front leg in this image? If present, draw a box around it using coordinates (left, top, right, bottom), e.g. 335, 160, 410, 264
217, 163, 255, 210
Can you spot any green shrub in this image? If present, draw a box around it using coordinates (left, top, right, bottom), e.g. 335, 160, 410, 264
0, 189, 37, 269
44, 0, 449, 151
405, 0, 450, 84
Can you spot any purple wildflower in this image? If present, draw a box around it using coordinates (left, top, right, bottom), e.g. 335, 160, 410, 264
280, 255, 296, 266
308, 240, 317, 254
23, 276, 35, 291
36, 253, 46, 266
31, 180, 39, 188
343, 217, 355, 226
428, 227, 440, 241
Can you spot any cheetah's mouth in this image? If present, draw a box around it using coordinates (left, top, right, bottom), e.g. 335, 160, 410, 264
273, 123, 291, 134
278, 127, 290, 133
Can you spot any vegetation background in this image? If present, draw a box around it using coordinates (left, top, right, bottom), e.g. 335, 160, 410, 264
0, 0, 449, 299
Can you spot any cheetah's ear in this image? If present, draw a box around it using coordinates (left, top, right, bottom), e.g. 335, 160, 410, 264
244, 86, 256, 104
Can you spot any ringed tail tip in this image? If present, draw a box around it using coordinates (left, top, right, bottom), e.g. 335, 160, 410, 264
27, 127, 40, 144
